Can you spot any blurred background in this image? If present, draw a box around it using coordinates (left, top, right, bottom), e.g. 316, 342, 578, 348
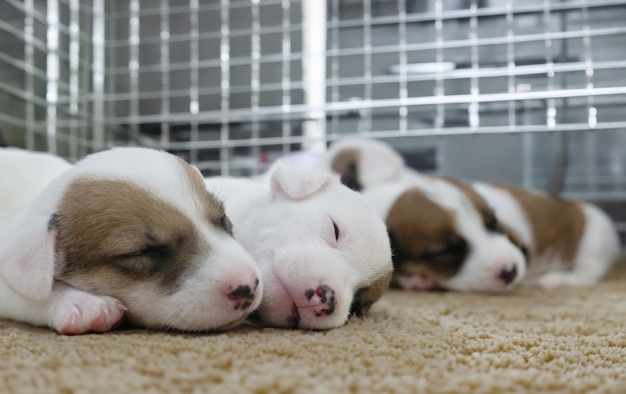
1, 0, 625, 239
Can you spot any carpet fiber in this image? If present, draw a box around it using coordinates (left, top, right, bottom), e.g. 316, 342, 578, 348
1, 264, 625, 393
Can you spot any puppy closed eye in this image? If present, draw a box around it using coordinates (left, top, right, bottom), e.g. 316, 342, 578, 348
329, 218, 340, 245
484, 213, 504, 234
219, 213, 234, 235
115, 245, 168, 275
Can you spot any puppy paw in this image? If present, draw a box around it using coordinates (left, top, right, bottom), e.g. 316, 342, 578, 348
532, 272, 593, 289
48, 289, 126, 335
305, 284, 336, 316
396, 274, 438, 291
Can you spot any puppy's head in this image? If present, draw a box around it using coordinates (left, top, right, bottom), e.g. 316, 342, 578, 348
0, 148, 262, 331
366, 175, 527, 292
241, 162, 392, 330
322, 138, 405, 191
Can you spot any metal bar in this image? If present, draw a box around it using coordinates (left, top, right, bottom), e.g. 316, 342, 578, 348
220, 0, 231, 175
468, 0, 480, 130
281, 0, 291, 156
329, 0, 339, 135
128, 0, 140, 143
131, 122, 626, 152
397, 0, 408, 133
46, 0, 60, 154
362, 0, 372, 134
250, 0, 261, 173
505, 0, 516, 131
104, 0, 624, 30
60, 59, 626, 104
92, 0, 105, 151
68, 0, 81, 157
434, 0, 445, 129
189, 0, 200, 164
301, 0, 327, 152
160, 0, 170, 147
24, 0, 36, 150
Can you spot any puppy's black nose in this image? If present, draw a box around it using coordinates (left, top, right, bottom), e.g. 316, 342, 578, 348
499, 265, 517, 285
228, 284, 253, 300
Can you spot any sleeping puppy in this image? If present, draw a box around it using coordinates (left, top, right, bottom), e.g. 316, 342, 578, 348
0, 147, 262, 334
315, 138, 527, 292
205, 162, 393, 330
473, 182, 621, 288
362, 173, 527, 292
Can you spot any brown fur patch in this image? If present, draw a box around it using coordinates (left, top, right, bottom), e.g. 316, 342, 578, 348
498, 184, 585, 266
53, 178, 206, 297
178, 156, 232, 234
350, 268, 393, 317
385, 188, 468, 284
436, 176, 494, 223
330, 148, 362, 191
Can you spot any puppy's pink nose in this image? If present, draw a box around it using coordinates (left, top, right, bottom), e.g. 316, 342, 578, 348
499, 265, 517, 285
227, 278, 259, 310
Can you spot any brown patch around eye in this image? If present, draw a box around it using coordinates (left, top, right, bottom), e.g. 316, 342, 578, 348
350, 268, 392, 317
386, 188, 466, 283
330, 148, 362, 191
54, 178, 202, 294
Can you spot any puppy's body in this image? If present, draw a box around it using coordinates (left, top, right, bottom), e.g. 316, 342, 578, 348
0, 147, 261, 334
363, 172, 527, 292
473, 182, 620, 288
205, 163, 392, 330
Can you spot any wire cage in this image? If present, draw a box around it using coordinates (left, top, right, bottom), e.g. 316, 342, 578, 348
1, 0, 626, 235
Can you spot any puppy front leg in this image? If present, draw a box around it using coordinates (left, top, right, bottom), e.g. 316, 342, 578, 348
46, 282, 126, 335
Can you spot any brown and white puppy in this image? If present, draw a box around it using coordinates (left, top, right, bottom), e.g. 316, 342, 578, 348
472, 182, 621, 288
362, 173, 527, 292
0, 147, 262, 334
205, 162, 393, 329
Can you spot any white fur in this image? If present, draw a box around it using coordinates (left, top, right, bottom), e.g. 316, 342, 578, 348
0, 148, 72, 222
0, 147, 262, 334
205, 162, 392, 329
473, 182, 621, 288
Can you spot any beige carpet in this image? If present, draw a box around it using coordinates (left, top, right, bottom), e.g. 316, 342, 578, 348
1, 264, 625, 393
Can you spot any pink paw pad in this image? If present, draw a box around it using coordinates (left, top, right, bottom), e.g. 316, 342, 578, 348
51, 292, 126, 335
304, 284, 336, 316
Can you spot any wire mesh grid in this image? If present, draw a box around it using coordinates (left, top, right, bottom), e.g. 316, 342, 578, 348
1, 0, 626, 206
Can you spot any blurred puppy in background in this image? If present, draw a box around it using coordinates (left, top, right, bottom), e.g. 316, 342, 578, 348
317, 138, 620, 290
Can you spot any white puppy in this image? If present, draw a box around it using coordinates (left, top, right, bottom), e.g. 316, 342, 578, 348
0, 147, 262, 334
473, 182, 621, 288
205, 162, 393, 330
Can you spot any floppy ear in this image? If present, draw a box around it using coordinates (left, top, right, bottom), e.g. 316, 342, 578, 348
270, 162, 332, 200
0, 214, 57, 300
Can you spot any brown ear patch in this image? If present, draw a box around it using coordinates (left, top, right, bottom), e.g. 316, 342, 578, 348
498, 184, 585, 266
54, 178, 205, 296
330, 148, 362, 191
385, 188, 468, 284
350, 268, 392, 317
177, 156, 232, 234
435, 176, 494, 223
